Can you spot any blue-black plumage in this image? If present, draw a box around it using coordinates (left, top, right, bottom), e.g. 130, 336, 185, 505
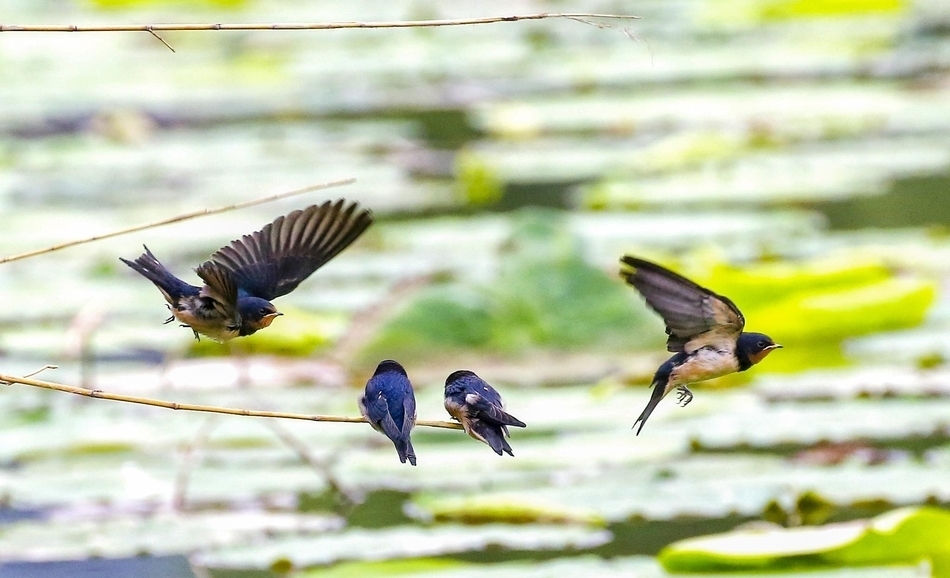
359, 360, 417, 466
444, 370, 526, 456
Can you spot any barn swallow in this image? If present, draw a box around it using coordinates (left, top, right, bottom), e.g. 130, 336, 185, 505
620, 256, 781, 435
358, 360, 417, 466
121, 199, 372, 341
444, 370, 526, 456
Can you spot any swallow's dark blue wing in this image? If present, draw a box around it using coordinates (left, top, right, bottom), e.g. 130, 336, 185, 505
465, 390, 526, 428
364, 390, 404, 444
194, 261, 240, 318
211, 200, 373, 301
620, 255, 745, 353
446, 371, 525, 428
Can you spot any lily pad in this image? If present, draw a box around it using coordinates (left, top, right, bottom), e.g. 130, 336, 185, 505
659, 506, 950, 574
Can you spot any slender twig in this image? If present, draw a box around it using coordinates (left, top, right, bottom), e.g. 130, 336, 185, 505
0, 14, 639, 34
173, 417, 220, 511
146, 28, 176, 52
0, 372, 463, 430
263, 420, 355, 508
0, 178, 355, 265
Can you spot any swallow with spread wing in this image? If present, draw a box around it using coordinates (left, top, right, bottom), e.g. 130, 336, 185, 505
620, 256, 781, 434
359, 360, 417, 466
444, 370, 526, 456
121, 199, 372, 341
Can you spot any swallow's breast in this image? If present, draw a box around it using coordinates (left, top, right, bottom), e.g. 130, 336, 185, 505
670, 346, 739, 387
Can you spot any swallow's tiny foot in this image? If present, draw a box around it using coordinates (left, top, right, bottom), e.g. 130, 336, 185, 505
163, 315, 174, 325
676, 388, 693, 407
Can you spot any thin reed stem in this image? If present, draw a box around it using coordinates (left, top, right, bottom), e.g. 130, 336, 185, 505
0, 178, 355, 265
0, 371, 463, 430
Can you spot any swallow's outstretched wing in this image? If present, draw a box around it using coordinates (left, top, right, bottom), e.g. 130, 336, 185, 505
211, 199, 373, 301
620, 256, 744, 353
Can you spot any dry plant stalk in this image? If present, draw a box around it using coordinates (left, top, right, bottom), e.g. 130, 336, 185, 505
0, 13, 639, 33
0, 370, 463, 430
0, 178, 355, 265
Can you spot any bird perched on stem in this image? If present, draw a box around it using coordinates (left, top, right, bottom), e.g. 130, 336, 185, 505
444, 370, 526, 456
359, 360, 417, 466
620, 256, 781, 435
121, 199, 372, 341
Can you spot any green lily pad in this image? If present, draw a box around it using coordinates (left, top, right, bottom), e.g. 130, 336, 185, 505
754, 278, 936, 344
659, 506, 950, 574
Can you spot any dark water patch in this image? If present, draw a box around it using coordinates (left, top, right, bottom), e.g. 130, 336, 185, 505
345, 488, 414, 529
690, 431, 950, 460
0, 555, 195, 578
0, 506, 46, 525
599, 514, 753, 557
494, 182, 580, 211
815, 171, 950, 230
407, 108, 478, 149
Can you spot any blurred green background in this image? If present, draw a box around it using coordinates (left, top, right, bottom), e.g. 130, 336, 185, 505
1, 0, 950, 577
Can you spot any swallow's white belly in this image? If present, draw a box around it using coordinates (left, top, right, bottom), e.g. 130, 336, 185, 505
668, 347, 739, 390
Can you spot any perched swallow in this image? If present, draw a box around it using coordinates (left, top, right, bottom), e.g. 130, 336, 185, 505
620, 256, 782, 434
444, 370, 526, 456
121, 199, 372, 341
358, 360, 417, 466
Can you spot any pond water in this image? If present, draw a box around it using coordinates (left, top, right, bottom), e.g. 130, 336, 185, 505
1, 0, 950, 577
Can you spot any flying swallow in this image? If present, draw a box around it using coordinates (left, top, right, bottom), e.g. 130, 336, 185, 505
444, 370, 526, 456
121, 199, 372, 341
358, 360, 417, 466
620, 256, 781, 434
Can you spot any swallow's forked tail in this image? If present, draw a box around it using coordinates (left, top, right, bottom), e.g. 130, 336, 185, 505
396, 438, 417, 466
633, 378, 666, 436
481, 424, 515, 456
120, 246, 199, 303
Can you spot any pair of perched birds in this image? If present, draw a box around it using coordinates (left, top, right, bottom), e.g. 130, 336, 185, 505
359, 361, 527, 464
121, 198, 781, 452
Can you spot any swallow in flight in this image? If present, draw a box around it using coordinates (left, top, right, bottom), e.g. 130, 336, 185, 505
121, 199, 372, 341
444, 370, 526, 456
620, 256, 781, 434
359, 360, 417, 466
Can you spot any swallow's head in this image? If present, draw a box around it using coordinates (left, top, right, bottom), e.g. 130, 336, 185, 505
738, 332, 782, 365
374, 359, 407, 377
237, 297, 282, 335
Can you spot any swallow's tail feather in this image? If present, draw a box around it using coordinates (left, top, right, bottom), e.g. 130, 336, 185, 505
485, 427, 514, 456
396, 438, 417, 466
633, 378, 667, 436
121, 246, 199, 302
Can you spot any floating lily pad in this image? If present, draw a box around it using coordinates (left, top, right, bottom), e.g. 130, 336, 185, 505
659, 507, 950, 574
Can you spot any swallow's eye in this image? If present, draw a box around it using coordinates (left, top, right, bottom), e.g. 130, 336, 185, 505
757, 340, 766, 348
259, 308, 268, 316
